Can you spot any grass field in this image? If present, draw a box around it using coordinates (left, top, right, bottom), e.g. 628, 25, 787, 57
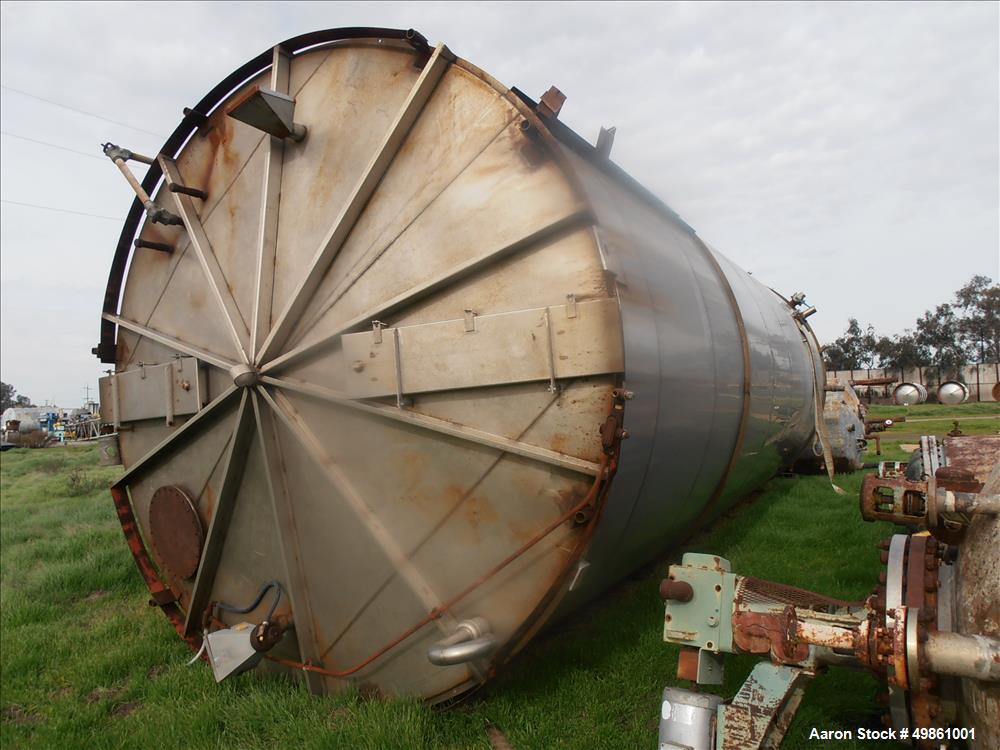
1, 402, 996, 749
866, 401, 1000, 443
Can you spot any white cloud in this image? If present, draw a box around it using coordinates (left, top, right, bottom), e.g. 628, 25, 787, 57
1, 0, 997, 404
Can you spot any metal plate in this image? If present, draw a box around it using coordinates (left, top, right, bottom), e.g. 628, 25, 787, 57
342, 298, 623, 398
100, 357, 206, 424
149, 486, 204, 580
942, 435, 1000, 483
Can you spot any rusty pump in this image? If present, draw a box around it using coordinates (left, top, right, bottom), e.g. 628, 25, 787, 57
658, 552, 1000, 750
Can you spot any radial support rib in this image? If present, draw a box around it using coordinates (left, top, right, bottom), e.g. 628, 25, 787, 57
261, 376, 601, 477
113, 384, 240, 489
255, 386, 454, 631
250, 391, 327, 693
104, 313, 238, 371
255, 44, 453, 366
184, 390, 257, 634
260, 209, 591, 374
159, 156, 251, 363
250, 45, 291, 361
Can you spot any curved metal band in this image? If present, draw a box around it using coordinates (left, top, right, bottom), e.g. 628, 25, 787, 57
688, 239, 752, 527
885, 534, 911, 732
885, 535, 907, 626
96, 27, 432, 362
906, 609, 921, 692
110, 485, 201, 650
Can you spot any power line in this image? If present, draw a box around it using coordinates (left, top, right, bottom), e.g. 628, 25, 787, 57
0, 199, 121, 221
0, 130, 150, 168
0, 83, 167, 139
1, 130, 106, 161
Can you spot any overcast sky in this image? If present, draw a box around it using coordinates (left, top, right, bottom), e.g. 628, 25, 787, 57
1, 1, 997, 407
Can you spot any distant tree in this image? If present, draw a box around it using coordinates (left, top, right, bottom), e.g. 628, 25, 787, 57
875, 331, 930, 370
823, 275, 999, 376
0, 382, 15, 412
824, 319, 878, 370
822, 343, 851, 371
954, 275, 999, 364
858, 323, 879, 369
916, 303, 968, 378
0, 383, 33, 412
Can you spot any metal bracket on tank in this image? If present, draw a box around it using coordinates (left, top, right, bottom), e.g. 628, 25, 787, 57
226, 86, 307, 142
600, 388, 632, 455
102, 142, 183, 226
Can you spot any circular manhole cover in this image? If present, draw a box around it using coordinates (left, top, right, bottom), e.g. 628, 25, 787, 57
149, 485, 203, 580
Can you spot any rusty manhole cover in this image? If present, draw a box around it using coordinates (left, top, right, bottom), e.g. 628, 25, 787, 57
149, 486, 203, 580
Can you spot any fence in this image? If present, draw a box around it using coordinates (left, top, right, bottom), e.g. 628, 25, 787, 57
826, 363, 1000, 403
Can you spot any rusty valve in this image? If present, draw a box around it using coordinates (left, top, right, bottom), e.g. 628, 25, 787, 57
251, 621, 285, 653
659, 579, 694, 603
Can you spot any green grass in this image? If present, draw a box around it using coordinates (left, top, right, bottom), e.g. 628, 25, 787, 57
1, 440, 909, 749
866, 401, 1000, 420
865, 401, 1000, 445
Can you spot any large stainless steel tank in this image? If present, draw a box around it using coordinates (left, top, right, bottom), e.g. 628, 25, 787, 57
96, 28, 836, 701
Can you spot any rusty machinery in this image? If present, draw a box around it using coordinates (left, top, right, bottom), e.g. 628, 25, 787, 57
659, 435, 1000, 749
864, 414, 904, 457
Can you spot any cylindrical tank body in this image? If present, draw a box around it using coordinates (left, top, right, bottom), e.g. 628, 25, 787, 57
97, 29, 828, 700
937, 380, 970, 405
893, 382, 928, 405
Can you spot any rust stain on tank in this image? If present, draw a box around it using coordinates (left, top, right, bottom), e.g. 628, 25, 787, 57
201, 115, 237, 190
463, 494, 499, 532
202, 485, 215, 525
398, 450, 428, 488
553, 484, 587, 515
549, 433, 570, 453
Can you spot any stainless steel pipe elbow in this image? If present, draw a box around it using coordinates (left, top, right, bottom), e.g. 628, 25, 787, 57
427, 618, 497, 666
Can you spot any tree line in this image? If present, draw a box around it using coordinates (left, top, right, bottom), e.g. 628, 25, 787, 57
1, 382, 34, 413
822, 275, 999, 374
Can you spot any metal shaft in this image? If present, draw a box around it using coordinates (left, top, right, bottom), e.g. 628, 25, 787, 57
923, 632, 1000, 682
112, 156, 153, 206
